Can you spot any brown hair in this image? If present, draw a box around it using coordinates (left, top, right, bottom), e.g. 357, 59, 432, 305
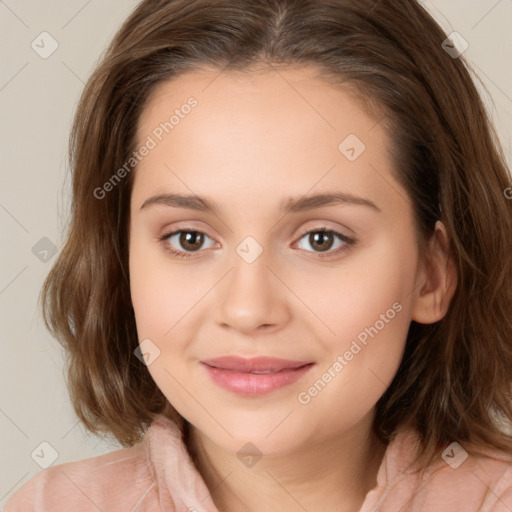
41, 0, 512, 472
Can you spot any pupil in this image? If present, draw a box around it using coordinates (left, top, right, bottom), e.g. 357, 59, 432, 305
177, 231, 334, 253
181, 231, 203, 251
311, 232, 333, 252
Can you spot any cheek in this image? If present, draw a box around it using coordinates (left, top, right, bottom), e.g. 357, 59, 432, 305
128, 239, 197, 410
293, 240, 416, 425
129, 231, 184, 339
294, 239, 416, 351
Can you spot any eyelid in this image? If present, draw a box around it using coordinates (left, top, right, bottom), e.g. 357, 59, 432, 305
291, 226, 356, 257
158, 221, 349, 243
158, 222, 357, 261
157, 220, 216, 240
159, 219, 353, 241
294, 220, 355, 239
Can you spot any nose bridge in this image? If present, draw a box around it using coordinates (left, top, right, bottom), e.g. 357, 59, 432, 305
214, 237, 288, 332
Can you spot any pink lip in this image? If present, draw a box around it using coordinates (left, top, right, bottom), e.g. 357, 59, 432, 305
200, 356, 315, 396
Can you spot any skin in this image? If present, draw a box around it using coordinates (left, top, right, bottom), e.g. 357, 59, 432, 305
128, 64, 457, 512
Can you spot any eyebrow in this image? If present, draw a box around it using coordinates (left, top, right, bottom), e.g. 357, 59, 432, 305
139, 192, 381, 214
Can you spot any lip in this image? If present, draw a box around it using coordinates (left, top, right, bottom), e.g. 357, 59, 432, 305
201, 356, 315, 396
201, 356, 312, 372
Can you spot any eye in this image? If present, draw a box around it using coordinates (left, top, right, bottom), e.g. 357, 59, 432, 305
293, 227, 355, 259
158, 227, 356, 260
159, 229, 217, 259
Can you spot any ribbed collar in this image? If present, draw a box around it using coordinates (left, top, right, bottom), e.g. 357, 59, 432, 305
145, 414, 220, 511
144, 413, 436, 512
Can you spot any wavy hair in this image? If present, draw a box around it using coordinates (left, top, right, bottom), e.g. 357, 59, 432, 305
41, 0, 512, 472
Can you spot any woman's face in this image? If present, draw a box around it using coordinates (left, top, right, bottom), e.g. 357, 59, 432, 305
129, 65, 424, 456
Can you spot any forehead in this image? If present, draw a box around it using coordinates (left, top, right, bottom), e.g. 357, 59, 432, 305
137, 64, 383, 143
131, 65, 403, 216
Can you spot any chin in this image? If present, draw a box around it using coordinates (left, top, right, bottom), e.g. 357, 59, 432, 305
198, 414, 309, 455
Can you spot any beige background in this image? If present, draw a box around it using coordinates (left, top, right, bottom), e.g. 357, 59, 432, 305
1, 0, 511, 507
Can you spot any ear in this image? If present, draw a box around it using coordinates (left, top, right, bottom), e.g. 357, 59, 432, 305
411, 220, 458, 324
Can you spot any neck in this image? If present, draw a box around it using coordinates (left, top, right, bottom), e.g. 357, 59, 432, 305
185, 411, 387, 512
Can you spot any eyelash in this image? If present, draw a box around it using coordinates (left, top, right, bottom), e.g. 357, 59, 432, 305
158, 226, 357, 261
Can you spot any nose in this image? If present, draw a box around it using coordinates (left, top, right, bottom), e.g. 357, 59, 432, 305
214, 250, 291, 334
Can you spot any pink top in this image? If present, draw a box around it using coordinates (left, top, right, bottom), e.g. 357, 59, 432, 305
5, 413, 512, 511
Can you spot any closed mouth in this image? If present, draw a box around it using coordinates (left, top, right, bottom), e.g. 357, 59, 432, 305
201, 356, 314, 373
